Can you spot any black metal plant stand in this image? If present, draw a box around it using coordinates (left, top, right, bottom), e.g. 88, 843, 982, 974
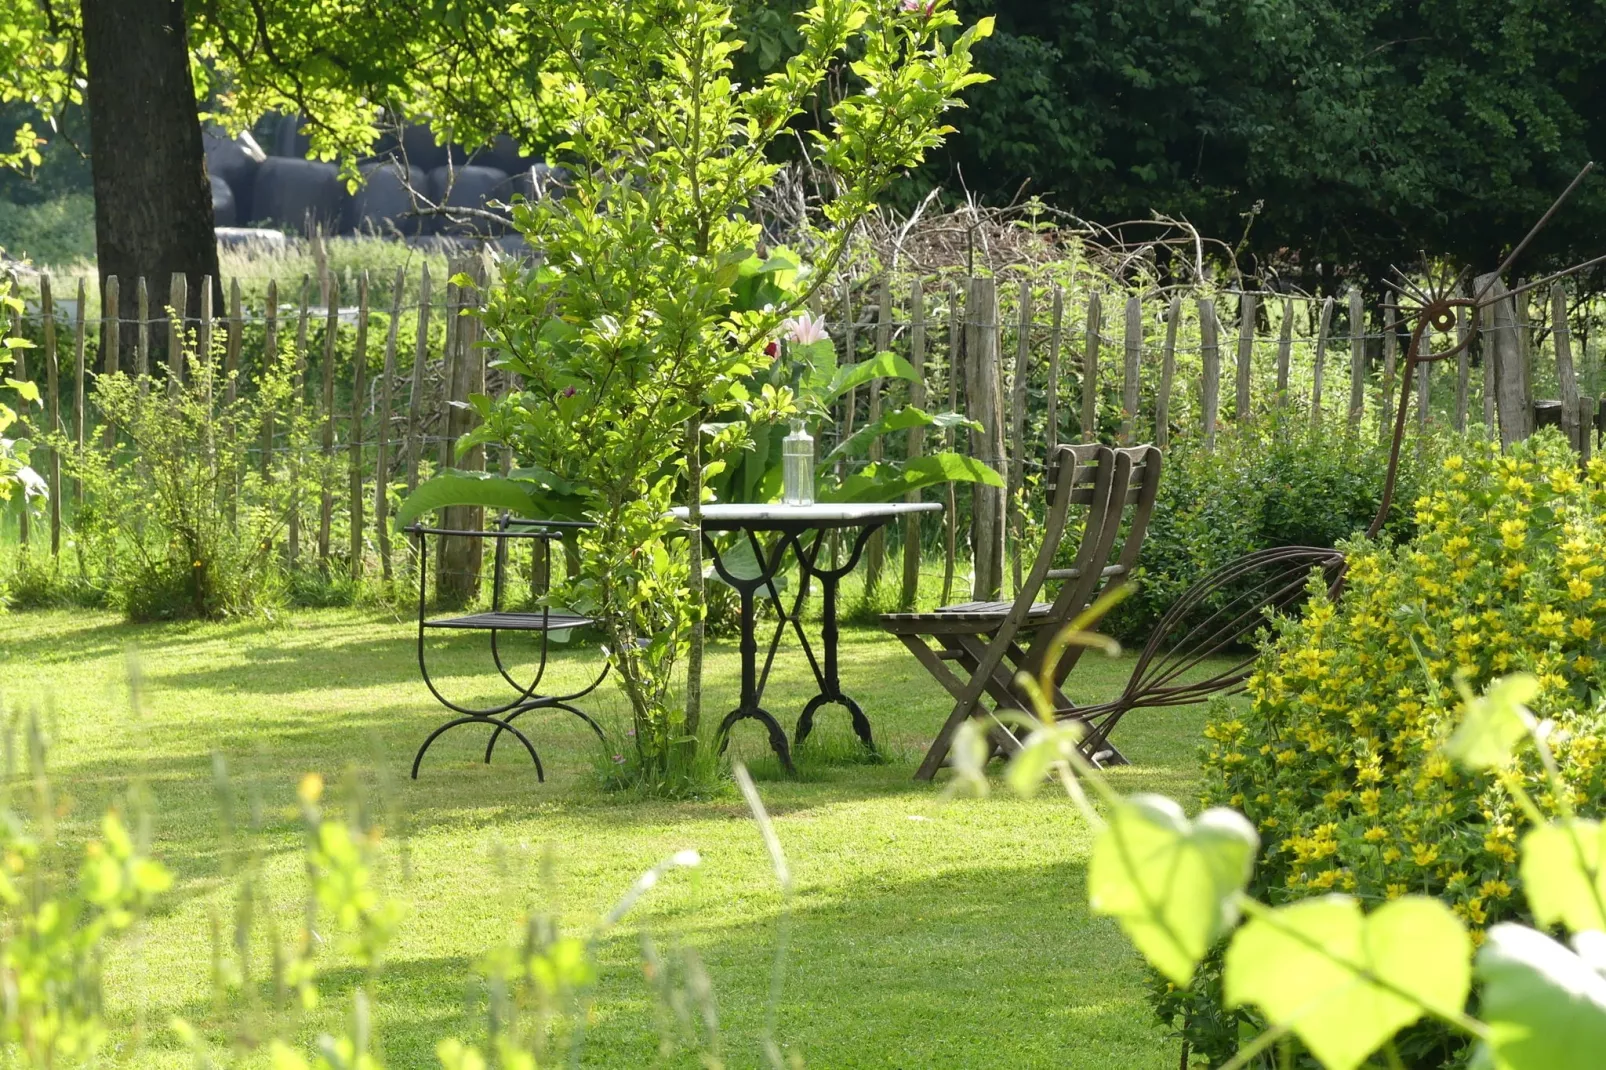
409, 518, 609, 782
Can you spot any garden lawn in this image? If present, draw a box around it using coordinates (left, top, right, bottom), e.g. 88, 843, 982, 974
1, 608, 1214, 1068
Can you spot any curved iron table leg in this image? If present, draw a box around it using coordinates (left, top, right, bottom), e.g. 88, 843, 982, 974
788, 524, 885, 753
707, 529, 797, 775
716, 705, 793, 772
412, 714, 544, 782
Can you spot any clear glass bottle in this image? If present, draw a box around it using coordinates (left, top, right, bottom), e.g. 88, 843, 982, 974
782, 419, 815, 506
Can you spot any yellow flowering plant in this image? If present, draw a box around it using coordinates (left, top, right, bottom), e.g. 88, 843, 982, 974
1165, 429, 1606, 1066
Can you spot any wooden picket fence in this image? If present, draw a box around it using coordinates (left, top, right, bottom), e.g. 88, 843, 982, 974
5, 257, 1598, 607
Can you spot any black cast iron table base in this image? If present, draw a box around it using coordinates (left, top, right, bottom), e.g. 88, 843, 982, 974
707, 522, 888, 775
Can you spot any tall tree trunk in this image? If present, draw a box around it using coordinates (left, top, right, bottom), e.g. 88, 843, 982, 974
82, 0, 220, 362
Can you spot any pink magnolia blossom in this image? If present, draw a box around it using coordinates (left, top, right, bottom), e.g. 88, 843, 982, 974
900, 0, 936, 14
782, 311, 830, 346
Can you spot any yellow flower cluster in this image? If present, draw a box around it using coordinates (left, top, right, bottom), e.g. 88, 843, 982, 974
1202, 430, 1606, 932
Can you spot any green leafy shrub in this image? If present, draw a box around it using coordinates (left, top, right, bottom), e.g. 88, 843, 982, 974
64, 344, 302, 620
1106, 414, 1443, 644
1169, 430, 1606, 1066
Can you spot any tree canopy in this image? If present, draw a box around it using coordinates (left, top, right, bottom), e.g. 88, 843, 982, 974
929, 0, 1606, 284
2, 0, 1604, 287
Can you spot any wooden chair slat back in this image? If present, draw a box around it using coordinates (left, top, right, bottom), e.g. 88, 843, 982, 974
1111, 444, 1163, 575
1045, 447, 1134, 620
1009, 443, 1115, 618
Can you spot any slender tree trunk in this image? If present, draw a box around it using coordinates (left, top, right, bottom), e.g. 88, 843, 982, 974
82, 0, 221, 361
683, 417, 704, 743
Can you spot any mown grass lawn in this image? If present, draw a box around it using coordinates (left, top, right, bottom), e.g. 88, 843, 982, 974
1, 606, 1216, 1068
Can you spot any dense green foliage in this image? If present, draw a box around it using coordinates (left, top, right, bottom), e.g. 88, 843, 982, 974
1166, 431, 1606, 1066
1107, 415, 1443, 644
937, 0, 1606, 282
996, 660, 1606, 1070
61, 351, 301, 620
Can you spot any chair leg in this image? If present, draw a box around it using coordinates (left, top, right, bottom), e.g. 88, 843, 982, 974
413, 715, 545, 782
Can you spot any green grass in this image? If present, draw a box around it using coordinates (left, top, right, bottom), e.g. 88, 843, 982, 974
0, 606, 1218, 1068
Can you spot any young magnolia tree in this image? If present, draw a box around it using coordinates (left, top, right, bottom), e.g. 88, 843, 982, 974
403, 0, 992, 777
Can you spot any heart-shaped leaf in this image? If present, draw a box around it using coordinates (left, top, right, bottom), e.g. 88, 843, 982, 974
1446, 673, 1539, 771
1088, 794, 1258, 985
1520, 820, 1606, 933
1475, 922, 1606, 1069
1004, 722, 1083, 797
1224, 895, 1471, 1070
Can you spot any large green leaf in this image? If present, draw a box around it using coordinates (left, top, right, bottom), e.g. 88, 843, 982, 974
1224, 895, 1471, 1070
824, 454, 1003, 504
1446, 673, 1539, 771
1088, 794, 1258, 986
394, 470, 577, 530
819, 350, 918, 404
1476, 923, 1606, 1070
1520, 820, 1606, 933
823, 408, 978, 464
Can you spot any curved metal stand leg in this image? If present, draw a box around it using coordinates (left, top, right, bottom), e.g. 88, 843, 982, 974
717, 707, 795, 775
794, 693, 875, 750
412, 715, 544, 782
485, 699, 608, 762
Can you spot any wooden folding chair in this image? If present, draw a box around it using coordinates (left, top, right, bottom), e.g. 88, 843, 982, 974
882, 443, 1163, 780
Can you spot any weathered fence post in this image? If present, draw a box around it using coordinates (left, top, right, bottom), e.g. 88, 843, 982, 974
1579, 396, 1596, 464
318, 275, 340, 568
1380, 300, 1398, 442
1310, 296, 1334, 428
1477, 273, 1531, 447
11, 301, 25, 548
1275, 297, 1294, 409
942, 282, 960, 605
1121, 294, 1142, 444
225, 279, 243, 406
407, 265, 432, 494
1198, 297, 1219, 450
135, 276, 150, 386
42, 274, 60, 555
349, 272, 370, 580
1009, 282, 1031, 590
1235, 291, 1255, 422
1155, 295, 1180, 447
1348, 289, 1366, 428
100, 275, 119, 448
260, 280, 279, 480
1046, 286, 1064, 450
288, 275, 312, 565
197, 275, 214, 368
438, 254, 489, 607
375, 267, 404, 582
900, 277, 927, 610
1454, 287, 1471, 433
72, 278, 85, 508
1553, 282, 1580, 449
1081, 290, 1101, 441
865, 275, 892, 596
842, 276, 859, 437
966, 276, 1004, 601
167, 272, 186, 393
